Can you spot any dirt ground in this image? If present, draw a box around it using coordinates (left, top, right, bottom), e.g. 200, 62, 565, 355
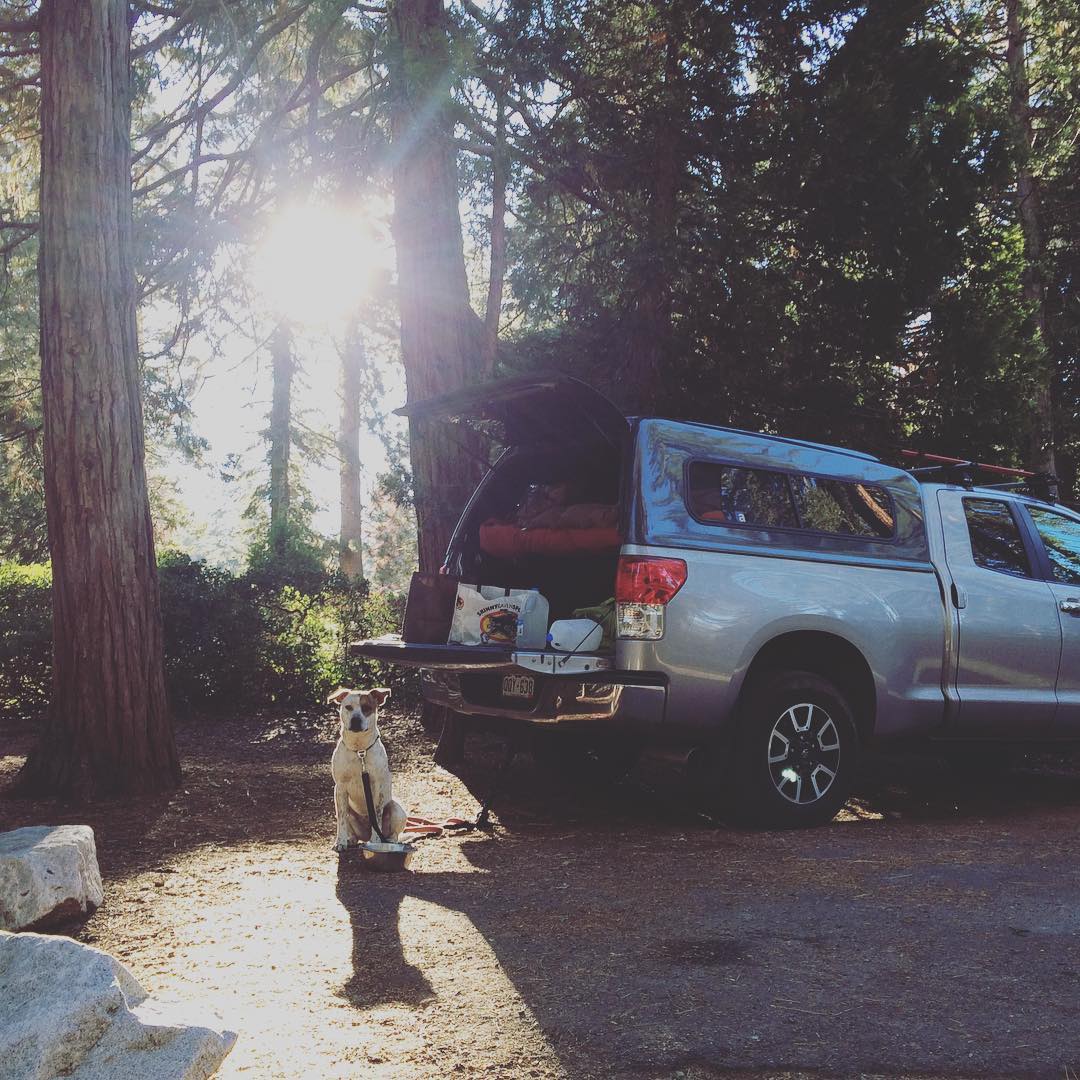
4, 711, 1080, 1080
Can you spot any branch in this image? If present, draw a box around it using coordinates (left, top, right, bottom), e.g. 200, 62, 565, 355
0, 13, 39, 34
134, 1, 188, 14
458, 0, 494, 31
0, 62, 37, 84
131, 6, 201, 60
0, 222, 35, 255
453, 135, 494, 157
135, 0, 315, 151
273, 0, 351, 125
0, 424, 41, 445
134, 65, 379, 198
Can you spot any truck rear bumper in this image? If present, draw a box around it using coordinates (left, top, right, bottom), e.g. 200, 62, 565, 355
350, 635, 667, 728
421, 668, 667, 727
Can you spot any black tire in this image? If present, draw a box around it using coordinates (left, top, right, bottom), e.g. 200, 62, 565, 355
734, 670, 859, 828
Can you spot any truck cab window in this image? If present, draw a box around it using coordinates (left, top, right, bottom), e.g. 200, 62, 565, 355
1027, 506, 1080, 586
963, 499, 1031, 577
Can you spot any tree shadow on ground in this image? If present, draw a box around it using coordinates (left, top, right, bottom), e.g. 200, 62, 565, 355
0, 711, 343, 882
332, 785, 1080, 1079
850, 745, 1080, 822
444, 725, 1080, 831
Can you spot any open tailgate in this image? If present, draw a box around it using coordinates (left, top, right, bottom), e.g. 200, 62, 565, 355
350, 635, 614, 675
351, 635, 516, 671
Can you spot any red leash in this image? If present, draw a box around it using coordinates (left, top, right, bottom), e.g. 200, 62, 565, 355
401, 734, 523, 839
401, 815, 475, 839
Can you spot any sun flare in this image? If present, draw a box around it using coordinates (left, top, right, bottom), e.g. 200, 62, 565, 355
253, 201, 393, 327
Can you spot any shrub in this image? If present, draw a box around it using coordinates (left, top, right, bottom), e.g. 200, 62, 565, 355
0, 562, 52, 723
0, 555, 415, 724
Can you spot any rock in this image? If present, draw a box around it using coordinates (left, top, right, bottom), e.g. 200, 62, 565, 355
0, 931, 237, 1080
0, 825, 104, 931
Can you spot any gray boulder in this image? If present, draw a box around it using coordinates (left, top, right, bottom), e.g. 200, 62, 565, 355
0, 931, 237, 1080
0, 825, 104, 931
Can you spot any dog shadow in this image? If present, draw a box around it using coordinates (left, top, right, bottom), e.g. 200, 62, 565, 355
333, 835, 528, 1012
334, 857, 457, 1009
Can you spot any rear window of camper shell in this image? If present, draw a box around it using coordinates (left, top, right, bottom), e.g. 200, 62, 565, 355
686, 461, 896, 541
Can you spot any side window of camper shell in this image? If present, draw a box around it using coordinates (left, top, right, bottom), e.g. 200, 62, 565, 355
686, 462, 798, 528
686, 462, 895, 540
788, 476, 895, 539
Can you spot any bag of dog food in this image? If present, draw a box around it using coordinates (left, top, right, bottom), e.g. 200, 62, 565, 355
448, 585, 548, 648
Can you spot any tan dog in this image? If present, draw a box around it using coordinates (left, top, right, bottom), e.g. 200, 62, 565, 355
327, 687, 407, 853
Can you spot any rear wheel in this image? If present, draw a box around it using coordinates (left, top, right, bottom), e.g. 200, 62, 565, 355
735, 671, 858, 828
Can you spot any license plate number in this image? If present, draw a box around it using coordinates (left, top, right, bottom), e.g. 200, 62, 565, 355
502, 674, 535, 699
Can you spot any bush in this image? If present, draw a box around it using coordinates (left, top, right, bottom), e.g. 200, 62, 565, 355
0, 555, 415, 723
0, 562, 52, 722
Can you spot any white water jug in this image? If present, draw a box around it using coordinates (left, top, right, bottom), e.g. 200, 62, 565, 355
547, 618, 603, 653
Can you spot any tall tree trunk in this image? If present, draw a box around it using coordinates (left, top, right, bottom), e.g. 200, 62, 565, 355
1005, 0, 1056, 475
19, 0, 180, 800
623, 8, 681, 413
388, 0, 486, 573
268, 322, 293, 557
482, 83, 508, 376
339, 323, 365, 581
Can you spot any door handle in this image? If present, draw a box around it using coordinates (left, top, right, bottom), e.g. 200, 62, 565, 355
1061, 599, 1080, 616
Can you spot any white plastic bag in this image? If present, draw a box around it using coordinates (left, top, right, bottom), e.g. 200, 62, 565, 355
448, 585, 548, 647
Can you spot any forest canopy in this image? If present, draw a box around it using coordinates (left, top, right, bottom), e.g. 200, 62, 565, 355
1, 0, 1076, 569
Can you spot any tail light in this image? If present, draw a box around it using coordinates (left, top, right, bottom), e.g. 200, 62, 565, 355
615, 556, 687, 640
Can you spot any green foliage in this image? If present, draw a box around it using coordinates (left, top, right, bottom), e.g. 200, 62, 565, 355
156, 551, 413, 715
0, 554, 414, 724
0, 561, 52, 722
363, 467, 419, 593
472, 0, 1078, 493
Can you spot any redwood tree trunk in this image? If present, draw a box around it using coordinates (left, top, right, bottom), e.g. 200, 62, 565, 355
339, 325, 365, 581
19, 0, 180, 800
623, 8, 682, 413
482, 85, 508, 376
388, 0, 486, 573
268, 322, 293, 557
1006, 0, 1056, 476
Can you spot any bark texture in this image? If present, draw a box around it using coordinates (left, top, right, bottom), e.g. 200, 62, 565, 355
1006, 0, 1056, 475
338, 326, 365, 581
482, 86, 508, 376
388, 0, 486, 572
20, 0, 180, 799
622, 12, 681, 414
268, 323, 294, 557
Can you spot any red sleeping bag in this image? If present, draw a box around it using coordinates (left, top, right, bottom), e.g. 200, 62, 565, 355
479, 519, 622, 558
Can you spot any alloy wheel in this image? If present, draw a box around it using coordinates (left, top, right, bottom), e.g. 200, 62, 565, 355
767, 702, 841, 805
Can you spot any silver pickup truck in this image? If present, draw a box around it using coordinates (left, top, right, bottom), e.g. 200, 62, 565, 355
355, 376, 1080, 827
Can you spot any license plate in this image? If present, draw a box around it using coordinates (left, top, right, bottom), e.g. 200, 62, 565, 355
502, 674, 535, 699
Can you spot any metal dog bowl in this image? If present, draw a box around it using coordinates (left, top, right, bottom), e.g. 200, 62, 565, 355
359, 840, 416, 872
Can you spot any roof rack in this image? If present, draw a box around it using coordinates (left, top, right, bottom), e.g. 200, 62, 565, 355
899, 450, 1059, 503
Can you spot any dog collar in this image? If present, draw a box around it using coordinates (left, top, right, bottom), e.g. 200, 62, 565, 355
354, 732, 381, 768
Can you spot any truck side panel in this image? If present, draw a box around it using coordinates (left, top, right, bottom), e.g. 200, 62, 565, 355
622, 419, 947, 739
617, 543, 948, 739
